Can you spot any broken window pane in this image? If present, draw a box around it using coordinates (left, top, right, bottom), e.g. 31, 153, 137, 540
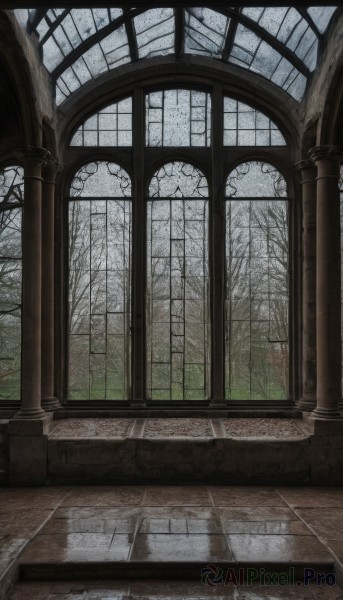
68, 162, 132, 400
225, 161, 289, 400
223, 97, 286, 146
0, 166, 23, 401
70, 97, 132, 146
146, 90, 211, 147
147, 162, 210, 400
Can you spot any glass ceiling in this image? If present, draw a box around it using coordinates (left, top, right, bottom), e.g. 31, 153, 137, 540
15, 6, 338, 105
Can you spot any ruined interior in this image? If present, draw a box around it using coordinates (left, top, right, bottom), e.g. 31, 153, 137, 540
0, 2, 343, 598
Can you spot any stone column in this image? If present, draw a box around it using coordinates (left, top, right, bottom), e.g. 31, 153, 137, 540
41, 159, 61, 411
309, 146, 342, 419
15, 147, 50, 419
296, 160, 317, 411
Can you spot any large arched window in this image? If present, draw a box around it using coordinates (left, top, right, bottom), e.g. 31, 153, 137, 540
0, 166, 23, 401
65, 86, 291, 406
68, 161, 132, 400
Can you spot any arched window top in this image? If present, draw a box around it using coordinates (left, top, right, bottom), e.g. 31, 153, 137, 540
224, 98, 286, 146
18, 7, 339, 105
0, 166, 24, 207
149, 161, 209, 198
70, 161, 131, 198
70, 97, 132, 147
146, 89, 211, 147
226, 161, 287, 198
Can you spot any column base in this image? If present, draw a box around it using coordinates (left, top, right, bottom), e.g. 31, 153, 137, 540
42, 396, 61, 411
296, 398, 316, 412
303, 411, 343, 435
310, 407, 343, 419
13, 406, 46, 420
9, 413, 54, 484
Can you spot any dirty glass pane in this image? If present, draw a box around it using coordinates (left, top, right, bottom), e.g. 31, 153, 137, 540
229, 24, 307, 100
184, 8, 229, 58
56, 26, 130, 105
243, 7, 318, 71
68, 162, 132, 400
307, 7, 337, 34
225, 161, 289, 400
146, 90, 211, 147
37, 9, 123, 72
147, 162, 210, 401
70, 97, 132, 146
0, 166, 23, 402
223, 97, 286, 146
134, 9, 175, 59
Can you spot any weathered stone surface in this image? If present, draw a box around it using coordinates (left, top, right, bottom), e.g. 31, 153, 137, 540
50, 418, 134, 439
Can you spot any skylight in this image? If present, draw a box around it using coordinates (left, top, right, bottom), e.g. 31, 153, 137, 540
15, 6, 339, 105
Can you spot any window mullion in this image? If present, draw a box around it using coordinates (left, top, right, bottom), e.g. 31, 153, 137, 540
131, 86, 146, 406
210, 85, 225, 405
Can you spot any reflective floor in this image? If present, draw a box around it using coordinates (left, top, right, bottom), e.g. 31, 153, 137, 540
1, 486, 343, 599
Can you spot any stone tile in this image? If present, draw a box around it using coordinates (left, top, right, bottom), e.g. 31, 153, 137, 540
0, 487, 70, 510
217, 507, 297, 521
296, 509, 343, 542
210, 487, 287, 507
130, 533, 231, 562
228, 534, 332, 563
223, 419, 307, 438
277, 488, 343, 508
50, 419, 134, 439
0, 537, 28, 573
221, 520, 311, 535
0, 509, 52, 536
143, 418, 213, 438
62, 486, 145, 507
54, 507, 141, 520
41, 514, 139, 535
325, 540, 343, 566
130, 580, 237, 598
237, 584, 343, 599
141, 506, 217, 519
19, 533, 133, 563
144, 486, 212, 506
138, 515, 222, 534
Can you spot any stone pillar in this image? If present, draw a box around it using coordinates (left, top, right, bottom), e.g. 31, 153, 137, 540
309, 146, 342, 419
296, 160, 317, 412
9, 148, 54, 485
41, 159, 61, 411
15, 147, 49, 419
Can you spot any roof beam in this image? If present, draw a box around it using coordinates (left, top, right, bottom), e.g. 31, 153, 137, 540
7, 1, 340, 7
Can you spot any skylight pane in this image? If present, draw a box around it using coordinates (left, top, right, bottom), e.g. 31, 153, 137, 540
223, 98, 286, 146
184, 8, 229, 58
134, 9, 175, 59
70, 97, 133, 146
307, 7, 337, 33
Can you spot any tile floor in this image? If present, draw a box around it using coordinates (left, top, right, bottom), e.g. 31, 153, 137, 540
1, 486, 343, 599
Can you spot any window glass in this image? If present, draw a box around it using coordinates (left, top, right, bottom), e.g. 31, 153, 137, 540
146, 90, 211, 147
0, 166, 23, 401
224, 97, 286, 146
68, 162, 132, 400
70, 97, 132, 146
225, 161, 289, 400
147, 162, 210, 400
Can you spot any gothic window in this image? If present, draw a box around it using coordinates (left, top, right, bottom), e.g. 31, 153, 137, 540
0, 166, 23, 401
68, 161, 132, 400
66, 88, 290, 404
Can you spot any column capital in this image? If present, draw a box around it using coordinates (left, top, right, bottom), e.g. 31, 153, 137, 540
308, 145, 343, 164
295, 159, 317, 184
42, 159, 63, 184
14, 147, 51, 167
